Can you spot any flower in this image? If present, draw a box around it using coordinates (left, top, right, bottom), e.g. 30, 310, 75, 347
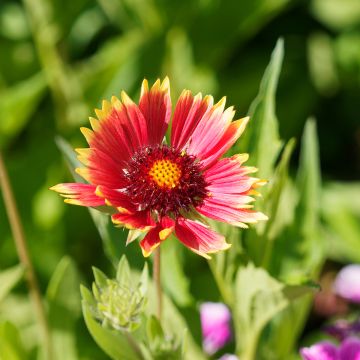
300, 338, 360, 360
200, 302, 232, 355
333, 265, 360, 304
324, 318, 360, 341
51, 78, 267, 257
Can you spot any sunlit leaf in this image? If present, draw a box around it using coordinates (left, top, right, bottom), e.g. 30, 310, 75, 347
0, 265, 24, 303
46, 257, 81, 360
234, 264, 318, 359
239, 38, 283, 179
0, 321, 27, 360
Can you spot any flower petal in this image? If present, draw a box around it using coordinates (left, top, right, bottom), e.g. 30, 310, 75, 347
50, 183, 105, 207
112, 211, 156, 230
300, 341, 338, 360
334, 265, 360, 304
80, 96, 148, 188
199, 117, 249, 169
140, 217, 175, 257
197, 200, 267, 228
171, 90, 213, 150
95, 185, 136, 213
139, 78, 171, 145
200, 302, 232, 355
339, 337, 360, 360
175, 218, 230, 258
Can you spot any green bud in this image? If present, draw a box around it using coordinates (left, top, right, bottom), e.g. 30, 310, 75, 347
90, 257, 148, 332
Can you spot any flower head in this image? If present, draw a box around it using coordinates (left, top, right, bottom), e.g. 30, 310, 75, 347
300, 338, 360, 360
51, 78, 267, 257
334, 265, 360, 304
200, 302, 232, 355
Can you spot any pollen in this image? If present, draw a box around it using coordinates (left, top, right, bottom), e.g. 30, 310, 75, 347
148, 159, 181, 189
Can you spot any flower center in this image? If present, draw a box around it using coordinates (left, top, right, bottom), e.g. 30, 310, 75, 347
148, 159, 181, 189
124, 145, 208, 217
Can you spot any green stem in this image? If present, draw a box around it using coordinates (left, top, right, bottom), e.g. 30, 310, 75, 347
22, 0, 86, 129
154, 247, 162, 321
207, 259, 233, 306
0, 152, 52, 359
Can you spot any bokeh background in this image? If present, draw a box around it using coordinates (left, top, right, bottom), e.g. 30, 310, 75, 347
1, 0, 360, 358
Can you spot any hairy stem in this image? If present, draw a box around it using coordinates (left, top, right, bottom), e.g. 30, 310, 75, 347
0, 152, 52, 359
154, 247, 162, 321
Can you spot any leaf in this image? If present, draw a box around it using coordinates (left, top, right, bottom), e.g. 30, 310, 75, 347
81, 286, 142, 360
259, 138, 296, 267
261, 119, 323, 359
0, 73, 46, 148
296, 119, 321, 239
0, 265, 24, 303
0, 321, 27, 360
161, 238, 193, 307
46, 256, 81, 360
321, 182, 360, 262
116, 255, 131, 287
234, 264, 318, 359
239, 38, 284, 179
146, 315, 164, 344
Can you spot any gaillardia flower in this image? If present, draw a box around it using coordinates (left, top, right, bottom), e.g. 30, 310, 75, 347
51, 78, 267, 257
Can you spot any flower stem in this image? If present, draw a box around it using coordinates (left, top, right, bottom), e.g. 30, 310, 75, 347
154, 247, 162, 321
0, 151, 52, 359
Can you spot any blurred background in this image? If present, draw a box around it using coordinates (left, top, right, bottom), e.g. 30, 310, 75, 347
0, 0, 360, 358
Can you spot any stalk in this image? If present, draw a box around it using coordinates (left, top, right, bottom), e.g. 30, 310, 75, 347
0, 151, 52, 359
153, 247, 162, 321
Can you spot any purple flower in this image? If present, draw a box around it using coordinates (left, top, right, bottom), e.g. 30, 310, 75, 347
200, 302, 232, 355
333, 265, 360, 303
324, 318, 360, 341
300, 337, 360, 360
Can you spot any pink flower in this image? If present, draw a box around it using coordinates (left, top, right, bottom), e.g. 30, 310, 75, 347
51, 78, 267, 257
200, 302, 232, 355
300, 337, 360, 360
334, 265, 360, 304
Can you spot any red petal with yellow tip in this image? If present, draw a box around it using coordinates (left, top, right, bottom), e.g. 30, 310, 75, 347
139, 78, 171, 145
50, 183, 105, 207
171, 91, 212, 150
112, 211, 156, 230
175, 218, 230, 258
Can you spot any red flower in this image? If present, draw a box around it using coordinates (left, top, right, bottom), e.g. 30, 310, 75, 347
51, 78, 267, 258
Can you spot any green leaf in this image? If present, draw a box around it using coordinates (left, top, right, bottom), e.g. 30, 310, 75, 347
321, 182, 360, 263
46, 256, 81, 360
296, 119, 321, 239
146, 315, 164, 344
262, 119, 323, 359
0, 321, 27, 360
0, 265, 24, 303
116, 256, 131, 287
81, 287, 142, 360
92, 267, 108, 288
234, 264, 317, 359
239, 38, 284, 179
161, 239, 193, 307
0, 73, 46, 148
260, 138, 296, 267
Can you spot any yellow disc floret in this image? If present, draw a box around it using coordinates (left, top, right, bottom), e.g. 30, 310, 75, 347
148, 159, 181, 189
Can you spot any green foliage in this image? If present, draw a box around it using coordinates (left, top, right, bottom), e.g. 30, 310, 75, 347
46, 257, 81, 360
1, 0, 359, 358
0, 321, 27, 360
0, 265, 24, 303
234, 264, 318, 359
